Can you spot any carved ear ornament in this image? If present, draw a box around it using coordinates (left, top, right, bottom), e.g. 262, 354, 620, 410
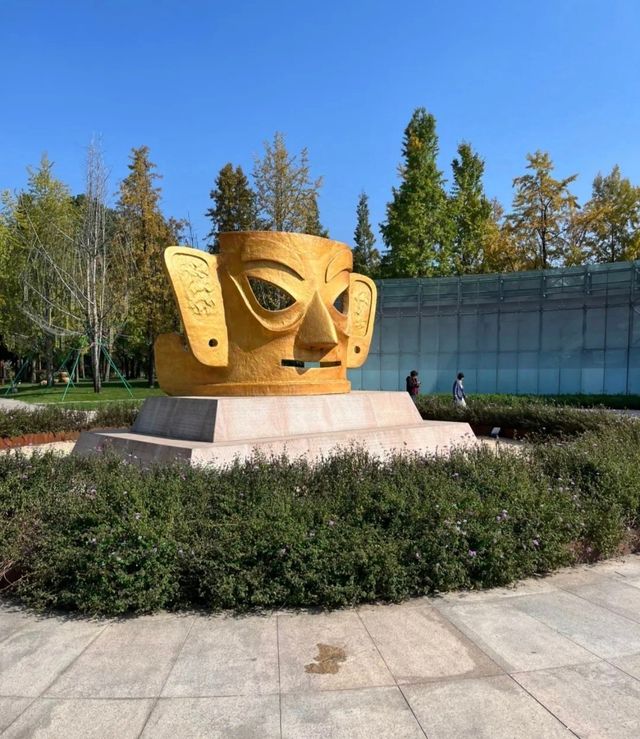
163, 247, 229, 368
346, 273, 376, 367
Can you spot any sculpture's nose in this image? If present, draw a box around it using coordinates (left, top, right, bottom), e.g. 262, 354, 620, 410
296, 293, 338, 350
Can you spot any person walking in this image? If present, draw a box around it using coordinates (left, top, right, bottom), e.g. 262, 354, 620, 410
452, 372, 466, 408
406, 369, 420, 399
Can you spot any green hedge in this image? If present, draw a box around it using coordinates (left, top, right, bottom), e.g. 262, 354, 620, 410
2, 416, 638, 615
415, 395, 618, 437
1, 394, 634, 439
0, 403, 140, 438
429, 393, 640, 410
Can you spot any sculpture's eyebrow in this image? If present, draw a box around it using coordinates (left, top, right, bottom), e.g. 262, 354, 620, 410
241, 244, 304, 280
326, 250, 353, 282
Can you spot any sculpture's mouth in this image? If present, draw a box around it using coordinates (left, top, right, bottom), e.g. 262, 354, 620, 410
281, 360, 342, 369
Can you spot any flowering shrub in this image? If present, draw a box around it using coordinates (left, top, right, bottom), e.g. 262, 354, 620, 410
1, 414, 638, 615
0, 403, 140, 439
415, 395, 617, 437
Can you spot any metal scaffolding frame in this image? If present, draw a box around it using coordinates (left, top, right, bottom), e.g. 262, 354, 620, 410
348, 260, 640, 395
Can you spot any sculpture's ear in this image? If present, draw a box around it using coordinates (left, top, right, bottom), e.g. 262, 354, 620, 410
346, 273, 377, 368
163, 246, 228, 367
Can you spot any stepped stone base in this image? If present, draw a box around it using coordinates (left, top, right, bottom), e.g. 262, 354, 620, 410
73, 392, 477, 467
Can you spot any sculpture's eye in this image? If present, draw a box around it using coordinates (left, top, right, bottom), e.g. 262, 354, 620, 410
248, 277, 296, 311
333, 288, 349, 315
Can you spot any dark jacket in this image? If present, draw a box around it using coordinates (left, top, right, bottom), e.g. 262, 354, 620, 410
406, 375, 420, 396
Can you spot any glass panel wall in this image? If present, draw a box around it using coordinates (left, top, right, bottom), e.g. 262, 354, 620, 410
351, 261, 640, 395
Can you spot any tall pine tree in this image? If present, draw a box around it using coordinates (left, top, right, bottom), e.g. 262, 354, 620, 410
205, 163, 257, 253
380, 108, 451, 277
117, 146, 178, 386
302, 191, 329, 237
352, 192, 380, 277
448, 143, 493, 274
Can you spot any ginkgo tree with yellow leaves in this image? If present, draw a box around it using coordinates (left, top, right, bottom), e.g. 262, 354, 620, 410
580, 165, 640, 264
507, 151, 580, 270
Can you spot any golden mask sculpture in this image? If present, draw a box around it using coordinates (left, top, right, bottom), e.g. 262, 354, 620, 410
155, 232, 377, 396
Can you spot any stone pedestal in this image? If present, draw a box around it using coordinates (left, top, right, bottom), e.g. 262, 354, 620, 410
73, 392, 477, 467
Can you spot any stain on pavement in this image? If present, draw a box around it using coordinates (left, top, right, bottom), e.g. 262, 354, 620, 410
304, 643, 347, 674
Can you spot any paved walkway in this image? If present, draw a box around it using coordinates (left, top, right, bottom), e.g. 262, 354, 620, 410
1, 556, 640, 737
0, 397, 39, 411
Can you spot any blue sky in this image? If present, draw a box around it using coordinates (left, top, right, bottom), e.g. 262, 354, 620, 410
2, 0, 639, 249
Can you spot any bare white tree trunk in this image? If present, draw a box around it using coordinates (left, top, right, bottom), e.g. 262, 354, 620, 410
17, 140, 133, 394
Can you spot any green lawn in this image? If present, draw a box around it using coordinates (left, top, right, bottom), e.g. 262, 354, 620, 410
4, 382, 639, 412
2, 379, 165, 409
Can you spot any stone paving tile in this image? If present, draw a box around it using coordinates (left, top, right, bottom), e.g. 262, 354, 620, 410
551, 557, 640, 594
558, 577, 640, 624
543, 567, 610, 589
586, 556, 640, 579
619, 576, 640, 590
514, 661, 640, 738
354, 596, 434, 611
433, 576, 558, 605
0, 697, 33, 732
0, 617, 106, 697
436, 599, 599, 672
358, 604, 502, 683
161, 614, 279, 697
0, 606, 34, 644
402, 675, 573, 738
45, 613, 195, 698
277, 609, 394, 693
2, 697, 153, 738
610, 653, 640, 681
510, 590, 640, 659
281, 686, 425, 738
140, 695, 281, 738
588, 558, 640, 590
